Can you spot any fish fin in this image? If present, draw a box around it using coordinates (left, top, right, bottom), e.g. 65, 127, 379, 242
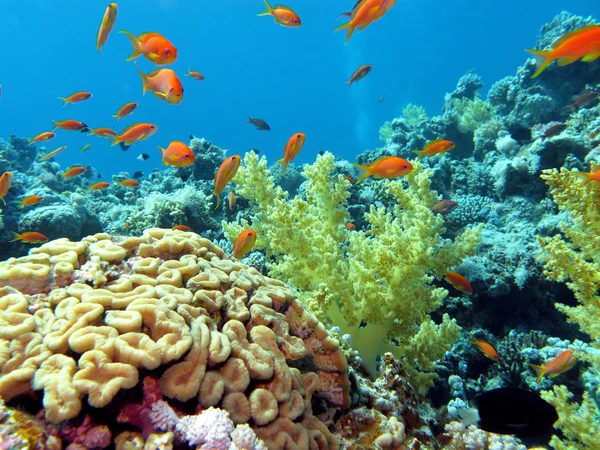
572, 171, 592, 184
51, 120, 59, 131
258, 0, 273, 16
529, 364, 547, 382
412, 150, 424, 160
274, 4, 293, 10
57, 97, 68, 107
0, 196, 5, 206
109, 136, 121, 147
147, 52, 162, 61
9, 232, 21, 242
133, 62, 149, 94
153, 91, 168, 101
119, 30, 142, 61
548, 372, 560, 379
582, 51, 600, 63
334, 22, 355, 45
525, 48, 554, 78
337, 12, 352, 19
557, 56, 579, 66
213, 191, 221, 210
276, 157, 289, 176
346, 79, 353, 87
352, 163, 371, 184
552, 25, 600, 48
112, 114, 120, 121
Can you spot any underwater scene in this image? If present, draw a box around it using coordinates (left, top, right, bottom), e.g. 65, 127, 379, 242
2, 0, 600, 448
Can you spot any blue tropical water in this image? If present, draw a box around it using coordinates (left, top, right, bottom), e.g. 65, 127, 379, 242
1, 0, 598, 177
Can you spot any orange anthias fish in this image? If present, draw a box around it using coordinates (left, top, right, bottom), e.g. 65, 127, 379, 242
353, 156, 413, 184
346, 65, 372, 86
31, 132, 56, 142
572, 167, 600, 184
52, 120, 89, 132
159, 141, 195, 167
39, 146, 67, 161
119, 179, 140, 188
134, 63, 183, 104
229, 190, 236, 210
530, 350, 577, 382
413, 139, 456, 159
62, 166, 87, 178
431, 199, 458, 215
89, 182, 110, 190
526, 25, 600, 78
112, 102, 138, 121
58, 92, 92, 106
335, 0, 396, 44
20, 195, 43, 208
120, 30, 177, 65
471, 337, 499, 361
96, 3, 118, 55
0, 171, 13, 205
110, 123, 158, 146
277, 132, 306, 175
213, 155, 241, 209
346, 222, 356, 230
233, 229, 257, 259
10, 231, 48, 244
172, 225, 190, 232
185, 70, 204, 80
258, 0, 301, 27
88, 127, 117, 138
444, 271, 473, 295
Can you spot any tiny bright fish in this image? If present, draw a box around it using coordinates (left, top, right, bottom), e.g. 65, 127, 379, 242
62, 166, 87, 178
335, 0, 396, 44
112, 102, 138, 121
346, 222, 356, 230
88, 181, 110, 190
530, 350, 577, 382
0, 171, 12, 205
277, 132, 306, 175
80, 144, 92, 153
58, 91, 92, 106
444, 271, 473, 295
88, 127, 117, 138
31, 132, 56, 142
97, 3, 118, 54
258, 0, 301, 27
119, 179, 140, 188
353, 156, 413, 184
413, 139, 456, 159
229, 190, 236, 210
213, 155, 241, 209
172, 225, 190, 231
233, 229, 257, 259
111, 123, 157, 147
52, 120, 89, 132
10, 231, 48, 244
20, 195, 43, 207
471, 337, 499, 361
39, 145, 67, 161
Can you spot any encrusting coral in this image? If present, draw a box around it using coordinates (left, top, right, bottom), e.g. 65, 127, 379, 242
0, 228, 350, 449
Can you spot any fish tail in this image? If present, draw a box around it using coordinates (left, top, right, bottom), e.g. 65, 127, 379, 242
525, 48, 554, 78
276, 157, 289, 176
57, 97, 68, 107
51, 120, 59, 131
573, 171, 592, 184
133, 62, 149, 95
119, 30, 142, 61
352, 163, 371, 184
529, 364, 547, 383
0, 196, 5, 206
9, 232, 21, 242
346, 79, 353, 87
412, 150, 424, 160
112, 114, 120, 120
336, 12, 352, 20
334, 22, 355, 45
213, 190, 221, 210
258, 0, 273, 16
109, 135, 121, 146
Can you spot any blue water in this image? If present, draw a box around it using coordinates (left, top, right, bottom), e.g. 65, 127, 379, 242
1, 0, 599, 178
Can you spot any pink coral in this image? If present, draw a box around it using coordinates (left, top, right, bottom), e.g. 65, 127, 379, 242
117, 376, 164, 439
59, 414, 112, 449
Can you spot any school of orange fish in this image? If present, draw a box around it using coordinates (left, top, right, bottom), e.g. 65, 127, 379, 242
1, 0, 600, 379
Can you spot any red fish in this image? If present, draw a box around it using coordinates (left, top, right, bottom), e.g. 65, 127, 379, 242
172, 225, 190, 232
88, 127, 117, 138
10, 231, 48, 244
97, 3, 118, 54
214, 155, 241, 209
353, 156, 412, 184
413, 139, 456, 159
258, 0, 301, 27
19, 195, 43, 208
112, 102, 138, 121
110, 123, 157, 146
444, 271, 473, 295
120, 30, 177, 65
88, 182, 110, 190
431, 199, 458, 215
346, 222, 356, 230
530, 350, 577, 382
159, 141, 195, 167
31, 132, 56, 142
233, 229, 257, 259
58, 92, 92, 106
119, 179, 140, 188
0, 171, 12, 205
277, 132, 306, 175
52, 120, 89, 132
62, 166, 87, 178
471, 337, 499, 361
346, 65, 372, 86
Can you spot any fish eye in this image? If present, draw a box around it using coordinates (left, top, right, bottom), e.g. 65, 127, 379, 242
165, 49, 170, 55
294, 18, 298, 23
403, 164, 408, 168
185, 153, 190, 158
247, 232, 253, 236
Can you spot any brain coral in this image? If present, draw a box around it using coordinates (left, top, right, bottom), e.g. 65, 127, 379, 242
0, 228, 349, 449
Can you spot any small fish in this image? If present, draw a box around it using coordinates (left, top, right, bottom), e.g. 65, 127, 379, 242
526, 25, 600, 78
530, 350, 577, 382
258, 0, 301, 27
9, 231, 48, 244
97, 3, 118, 54
444, 271, 473, 295
413, 138, 456, 159
353, 156, 413, 184
111, 123, 158, 147
80, 144, 92, 153
120, 30, 177, 65
125, 222, 130, 230
119, 179, 140, 188
58, 91, 92, 106
19, 195, 43, 208
378, 94, 385, 103
335, 0, 396, 44
0, 172, 13, 205
344, 176, 354, 182
172, 225, 190, 231
137, 153, 150, 161
88, 181, 110, 190
132, 171, 144, 179
346, 64, 372, 86
213, 155, 241, 209
88, 127, 117, 138
134, 63, 183, 104
346, 222, 356, 230
572, 167, 600, 184
233, 229, 257, 259
229, 190, 236, 210
39, 145, 67, 161
159, 141, 195, 167
112, 102, 138, 121
31, 132, 56, 142
318, 150, 325, 155
52, 120, 89, 132
471, 337, 499, 361
185, 69, 204, 80
431, 199, 458, 215
566, 91, 600, 112
62, 166, 87, 178
541, 123, 567, 140
247, 117, 271, 131
277, 132, 306, 175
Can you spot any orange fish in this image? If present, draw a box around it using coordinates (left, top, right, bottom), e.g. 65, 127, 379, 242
229, 190, 236, 210
62, 166, 87, 178
530, 350, 577, 382
159, 141, 195, 167
258, 0, 301, 27
353, 156, 413, 184
233, 229, 257, 259
431, 199, 458, 215
172, 225, 190, 232
335, 0, 396, 44
185, 70, 204, 80
573, 167, 600, 184
58, 91, 92, 106
39, 146, 67, 161
120, 30, 177, 65
31, 132, 56, 142
413, 139, 456, 159
10, 231, 48, 244
346, 65, 372, 86
344, 176, 354, 182
213, 155, 241, 209
0, 171, 13, 205
88, 127, 117, 138
119, 179, 140, 188
471, 337, 499, 361
526, 25, 600, 78
277, 132, 306, 175
346, 222, 356, 230
134, 63, 183, 104
96, 3, 118, 55
19, 195, 43, 208
112, 102, 138, 121
444, 271, 473, 295
89, 181, 110, 190
52, 120, 89, 132
110, 123, 157, 147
